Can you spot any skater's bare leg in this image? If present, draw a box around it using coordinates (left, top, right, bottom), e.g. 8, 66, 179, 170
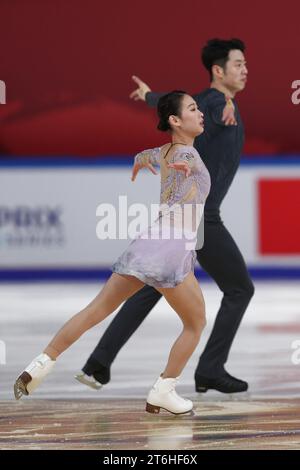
44, 274, 144, 359
157, 272, 206, 378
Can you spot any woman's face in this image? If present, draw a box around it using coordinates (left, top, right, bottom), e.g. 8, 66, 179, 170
172, 95, 204, 136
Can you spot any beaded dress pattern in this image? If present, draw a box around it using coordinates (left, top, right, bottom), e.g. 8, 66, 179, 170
112, 145, 211, 288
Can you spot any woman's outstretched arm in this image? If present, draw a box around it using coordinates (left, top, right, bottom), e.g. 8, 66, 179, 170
131, 147, 161, 181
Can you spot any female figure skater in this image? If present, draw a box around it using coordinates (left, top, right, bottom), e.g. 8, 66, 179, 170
14, 90, 210, 415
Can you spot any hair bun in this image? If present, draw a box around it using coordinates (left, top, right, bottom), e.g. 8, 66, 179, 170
157, 120, 170, 132
156, 90, 187, 133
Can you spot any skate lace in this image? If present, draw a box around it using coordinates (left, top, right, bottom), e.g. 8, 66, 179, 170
169, 378, 179, 393
36, 356, 49, 367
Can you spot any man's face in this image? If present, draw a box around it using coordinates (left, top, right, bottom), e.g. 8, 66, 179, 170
222, 49, 248, 93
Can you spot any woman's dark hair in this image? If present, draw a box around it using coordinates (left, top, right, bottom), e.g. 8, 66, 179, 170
157, 90, 187, 132
201, 38, 245, 81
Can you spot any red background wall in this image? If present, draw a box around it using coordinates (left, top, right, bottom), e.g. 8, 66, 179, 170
0, 0, 299, 157
258, 179, 300, 254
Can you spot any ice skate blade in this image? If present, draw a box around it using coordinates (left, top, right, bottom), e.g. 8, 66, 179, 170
74, 373, 103, 390
146, 402, 193, 416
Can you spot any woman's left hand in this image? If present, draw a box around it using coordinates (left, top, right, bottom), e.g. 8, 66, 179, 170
167, 161, 191, 177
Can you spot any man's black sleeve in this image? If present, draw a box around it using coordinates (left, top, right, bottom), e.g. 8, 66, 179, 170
145, 91, 165, 107
208, 96, 229, 127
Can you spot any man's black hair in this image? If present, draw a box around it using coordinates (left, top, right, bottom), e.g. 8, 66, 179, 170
201, 38, 245, 81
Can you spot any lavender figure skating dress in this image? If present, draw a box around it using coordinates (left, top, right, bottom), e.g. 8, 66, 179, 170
112, 145, 211, 288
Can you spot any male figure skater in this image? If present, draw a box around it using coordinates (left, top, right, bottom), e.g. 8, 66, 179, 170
76, 38, 254, 394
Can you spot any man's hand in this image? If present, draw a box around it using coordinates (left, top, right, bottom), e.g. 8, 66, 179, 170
129, 75, 151, 102
222, 97, 237, 126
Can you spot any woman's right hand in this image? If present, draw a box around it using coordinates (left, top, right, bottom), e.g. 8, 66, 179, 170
131, 161, 158, 181
129, 76, 151, 101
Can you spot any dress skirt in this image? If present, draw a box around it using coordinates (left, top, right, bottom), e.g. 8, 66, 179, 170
111, 213, 197, 288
